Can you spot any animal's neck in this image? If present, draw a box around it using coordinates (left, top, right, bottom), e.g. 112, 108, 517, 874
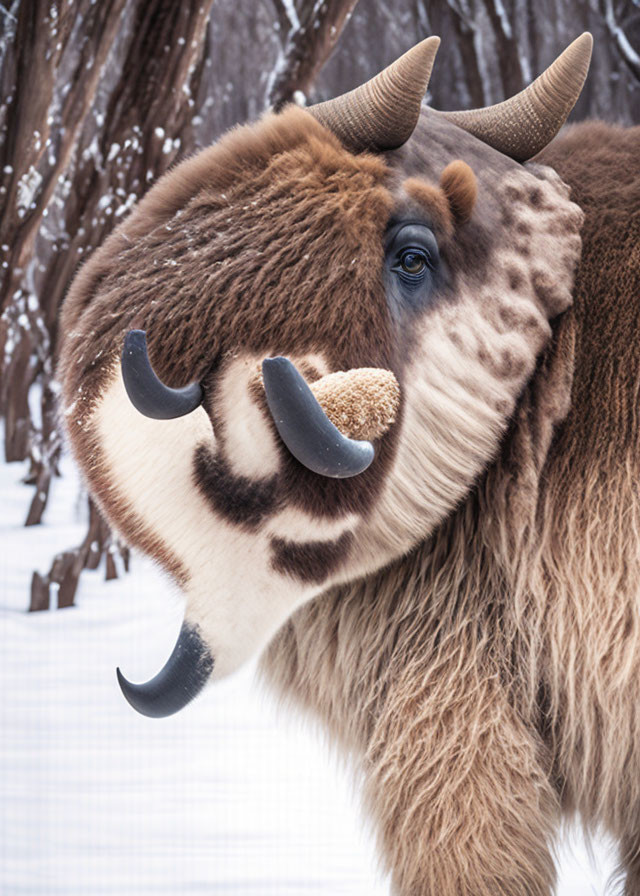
259, 279, 578, 750
262, 122, 640, 827
260, 489, 512, 752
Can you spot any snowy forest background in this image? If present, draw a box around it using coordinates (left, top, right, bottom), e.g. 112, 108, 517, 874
1, 0, 639, 607
1, 1, 639, 894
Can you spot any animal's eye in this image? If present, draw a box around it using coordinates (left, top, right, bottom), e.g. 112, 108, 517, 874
385, 222, 440, 312
396, 249, 429, 277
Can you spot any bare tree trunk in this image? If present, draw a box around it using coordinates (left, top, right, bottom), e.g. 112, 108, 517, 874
481, 0, 526, 95
0, 0, 127, 459
30, 497, 130, 611
28, 0, 214, 610
266, 0, 360, 107
0, 0, 213, 609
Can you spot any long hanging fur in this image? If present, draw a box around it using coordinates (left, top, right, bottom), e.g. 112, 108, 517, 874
262, 122, 640, 895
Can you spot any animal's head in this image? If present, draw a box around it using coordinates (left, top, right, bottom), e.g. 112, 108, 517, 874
58, 34, 590, 716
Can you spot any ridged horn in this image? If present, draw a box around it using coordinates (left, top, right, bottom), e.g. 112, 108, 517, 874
308, 36, 440, 153
436, 33, 593, 162
117, 621, 214, 718
262, 356, 375, 478
121, 329, 203, 419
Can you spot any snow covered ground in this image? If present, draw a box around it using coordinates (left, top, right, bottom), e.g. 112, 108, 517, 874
0, 454, 622, 894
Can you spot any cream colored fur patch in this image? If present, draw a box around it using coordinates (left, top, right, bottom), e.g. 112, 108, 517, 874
93, 365, 326, 678
217, 354, 281, 479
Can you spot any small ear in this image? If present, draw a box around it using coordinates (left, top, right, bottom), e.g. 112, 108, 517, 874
440, 161, 477, 226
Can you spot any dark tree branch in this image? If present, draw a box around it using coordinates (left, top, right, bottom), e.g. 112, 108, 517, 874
26, 0, 215, 606
266, 0, 361, 108
481, 0, 526, 96
600, 0, 640, 80
271, 0, 295, 36
0, 0, 128, 469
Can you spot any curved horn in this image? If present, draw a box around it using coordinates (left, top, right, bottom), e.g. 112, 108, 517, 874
308, 36, 440, 153
117, 621, 214, 718
121, 329, 203, 419
262, 356, 375, 478
436, 33, 592, 162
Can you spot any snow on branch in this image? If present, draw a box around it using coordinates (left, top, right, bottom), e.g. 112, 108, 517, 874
266, 0, 360, 108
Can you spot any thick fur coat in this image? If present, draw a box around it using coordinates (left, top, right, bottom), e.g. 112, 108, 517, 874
263, 121, 640, 894
58, 97, 640, 893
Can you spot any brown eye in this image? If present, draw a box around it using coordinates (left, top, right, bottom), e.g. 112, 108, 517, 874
386, 224, 439, 310
400, 250, 426, 275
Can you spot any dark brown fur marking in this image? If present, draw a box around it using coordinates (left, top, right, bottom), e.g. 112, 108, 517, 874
270, 531, 353, 583
194, 445, 280, 529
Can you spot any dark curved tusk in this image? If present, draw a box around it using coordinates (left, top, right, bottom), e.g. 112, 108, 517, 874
262, 356, 375, 478
121, 329, 203, 419
116, 621, 214, 718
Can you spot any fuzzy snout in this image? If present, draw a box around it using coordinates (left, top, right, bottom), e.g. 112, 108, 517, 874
122, 331, 400, 472
252, 361, 400, 442
306, 368, 400, 441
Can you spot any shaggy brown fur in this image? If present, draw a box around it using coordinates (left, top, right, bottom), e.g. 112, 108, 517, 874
439, 160, 478, 226
262, 121, 640, 894
60, 105, 552, 583
59, 109, 398, 578
58, 89, 636, 892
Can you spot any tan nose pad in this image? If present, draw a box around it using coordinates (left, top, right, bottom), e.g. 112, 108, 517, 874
252, 363, 400, 441
282, 367, 402, 441
309, 368, 400, 441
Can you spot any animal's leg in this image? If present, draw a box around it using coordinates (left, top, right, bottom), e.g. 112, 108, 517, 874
365, 676, 558, 896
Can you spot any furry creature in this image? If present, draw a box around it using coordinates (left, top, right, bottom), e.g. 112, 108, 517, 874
58, 32, 640, 894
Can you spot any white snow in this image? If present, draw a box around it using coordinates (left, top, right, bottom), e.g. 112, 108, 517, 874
281, 0, 301, 32
82, 135, 102, 168
0, 452, 622, 894
16, 166, 43, 214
